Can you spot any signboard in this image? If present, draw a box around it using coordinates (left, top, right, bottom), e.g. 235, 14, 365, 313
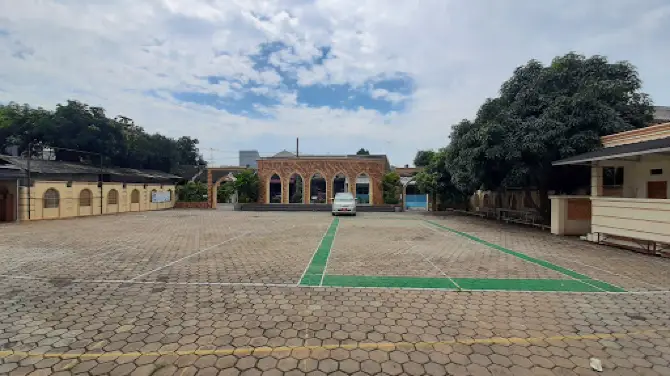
151, 191, 171, 203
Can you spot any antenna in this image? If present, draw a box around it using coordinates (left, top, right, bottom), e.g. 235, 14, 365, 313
208, 148, 215, 165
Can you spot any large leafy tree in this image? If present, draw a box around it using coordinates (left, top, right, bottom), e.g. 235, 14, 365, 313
382, 171, 401, 204
356, 148, 370, 155
0, 100, 206, 173
413, 150, 435, 167
447, 53, 653, 220
415, 148, 467, 209
234, 169, 260, 203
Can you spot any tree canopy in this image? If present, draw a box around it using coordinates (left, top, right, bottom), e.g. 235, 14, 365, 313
413, 150, 435, 167
356, 148, 370, 155
443, 53, 653, 218
415, 148, 467, 209
0, 100, 206, 174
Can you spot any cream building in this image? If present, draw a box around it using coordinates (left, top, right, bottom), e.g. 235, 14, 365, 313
0, 155, 179, 222
551, 122, 670, 253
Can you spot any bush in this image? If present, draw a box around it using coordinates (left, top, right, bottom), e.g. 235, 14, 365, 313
234, 169, 260, 203
382, 172, 401, 204
176, 181, 208, 202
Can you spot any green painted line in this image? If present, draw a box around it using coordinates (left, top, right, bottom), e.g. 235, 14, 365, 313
424, 220, 626, 292
298, 218, 339, 286
453, 278, 602, 292
321, 275, 605, 292
321, 275, 458, 289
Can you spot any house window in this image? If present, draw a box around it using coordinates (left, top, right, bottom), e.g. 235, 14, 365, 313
603, 167, 624, 187
107, 189, 119, 205
651, 169, 663, 176
151, 189, 157, 202
79, 189, 92, 207
131, 189, 140, 203
43, 189, 60, 209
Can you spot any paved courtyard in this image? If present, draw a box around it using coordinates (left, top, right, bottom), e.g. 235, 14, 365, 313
1, 210, 670, 375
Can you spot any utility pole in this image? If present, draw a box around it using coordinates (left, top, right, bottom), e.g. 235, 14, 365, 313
296, 138, 299, 157
26, 143, 32, 220
208, 148, 215, 166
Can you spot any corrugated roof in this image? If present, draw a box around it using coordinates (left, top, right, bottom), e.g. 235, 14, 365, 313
552, 136, 670, 166
0, 155, 181, 180
654, 106, 670, 122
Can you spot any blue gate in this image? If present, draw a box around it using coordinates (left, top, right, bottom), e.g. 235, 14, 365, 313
405, 194, 428, 210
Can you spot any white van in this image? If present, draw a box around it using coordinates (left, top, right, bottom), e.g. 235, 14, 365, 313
331, 192, 357, 216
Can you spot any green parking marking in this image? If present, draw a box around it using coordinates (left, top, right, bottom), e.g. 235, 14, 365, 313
321, 275, 605, 292
424, 220, 626, 292
321, 275, 458, 289
299, 217, 339, 286
454, 278, 602, 292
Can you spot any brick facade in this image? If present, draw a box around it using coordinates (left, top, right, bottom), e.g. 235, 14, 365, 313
257, 158, 387, 205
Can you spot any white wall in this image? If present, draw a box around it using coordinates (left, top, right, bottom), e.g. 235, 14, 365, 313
597, 154, 670, 198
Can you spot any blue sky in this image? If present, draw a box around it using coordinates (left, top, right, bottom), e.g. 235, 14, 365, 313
1, 0, 669, 165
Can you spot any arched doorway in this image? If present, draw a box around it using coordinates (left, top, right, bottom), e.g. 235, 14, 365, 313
289, 173, 304, 204
79, 189, 93, 216
269, 173, 282, 203
43, 188, 61, 219
130, 189, 140, 211
0, 186, 15, 222
332, 173, 348, 196
107, 189, 119, 213
310, 173, 326, 204
355, 173, 370, 204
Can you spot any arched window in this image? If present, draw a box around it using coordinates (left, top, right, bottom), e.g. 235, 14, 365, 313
167, 189, 173, 201
131, 189, 140, 203
79, 189, 93, 207
151, 189, 157, 203
482, 194, 490, 207
43, 188, 60, 209
107, 189, 119, 205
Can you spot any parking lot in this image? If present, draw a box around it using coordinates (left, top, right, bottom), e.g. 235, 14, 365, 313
1, 210, 670, 375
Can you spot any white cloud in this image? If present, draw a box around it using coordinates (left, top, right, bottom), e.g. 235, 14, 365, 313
0, 0, 669, 166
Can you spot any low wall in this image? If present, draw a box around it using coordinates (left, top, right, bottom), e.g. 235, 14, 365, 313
174, 202, 210, 209
550, 195, 592, 236
20, 181, 176, 220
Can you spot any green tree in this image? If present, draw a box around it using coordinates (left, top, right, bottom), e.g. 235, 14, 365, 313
356, 148, 370, 155
413, 150, 435, 167
446, 52, 653, 220
234, 169, 260, 203
0, 100, 206, 173
415, 149, 467, 210
176, 181, 208, 202
382, 171, 401, 204
217, 181, 236, 203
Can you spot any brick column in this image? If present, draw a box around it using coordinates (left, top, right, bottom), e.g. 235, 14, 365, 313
282, 175, 289, 204
326, 179, 332, 204
304, 179, 311, 204
207, 169, 215, 208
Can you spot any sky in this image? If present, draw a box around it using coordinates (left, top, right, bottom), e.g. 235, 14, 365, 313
1, 0, 669, 166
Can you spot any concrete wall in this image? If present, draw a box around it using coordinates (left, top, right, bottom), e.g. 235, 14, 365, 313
589, 154, 670, 244
469, 190, 543, 212
591, 197, 670, 244
595, 155, 670, 199
550, 196, 592, 236
19, 181, 175, 221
